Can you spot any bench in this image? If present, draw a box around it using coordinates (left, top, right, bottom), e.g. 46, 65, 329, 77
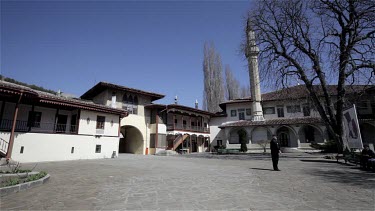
336, 153, 360, 165
217, 149, 240, 154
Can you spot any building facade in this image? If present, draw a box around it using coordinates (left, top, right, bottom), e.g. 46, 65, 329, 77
0, 81, 127, 163
80, 82, 213, 155
1, 78, 373, 163
210, 85, 375, 151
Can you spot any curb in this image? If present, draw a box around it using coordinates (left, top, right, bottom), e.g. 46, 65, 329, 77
0, 174, 50, 197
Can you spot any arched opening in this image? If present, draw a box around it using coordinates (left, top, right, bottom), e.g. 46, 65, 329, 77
174, 134, 190, 153
229, 128, 249, 144
191, 135, 198, 153
276, 126, 298, 147
360, 123, 375, 147
119, 125, 143, 154
251, 126, 272, 144
298, 125, 324, 144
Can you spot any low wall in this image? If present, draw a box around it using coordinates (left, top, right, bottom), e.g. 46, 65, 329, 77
0, 132, 119, 163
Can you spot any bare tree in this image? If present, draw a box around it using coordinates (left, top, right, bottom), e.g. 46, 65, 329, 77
240, 84, 251, 98
203, 42, 225, 112
246, 0, 375, 148
225, 65, 241, 100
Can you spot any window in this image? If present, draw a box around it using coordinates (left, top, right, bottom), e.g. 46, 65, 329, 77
70, 114, 77, 132
174, 119, 178, 124
150, 134, 156, 148
20, 146, 24, 154
111, 92, 116, 108
156, 134, 167, 148
204, 139, 209, 147
246, 109, 251, 116
303, 104, 310, 116
239, 112, 245, 120
96, 116, 105, 129
71, 147, 74, 154
95, 145, 101, 153
287, 105, 301, 113
130, 96, 138, 114
122, 94, 138, 115
231, 110, 237, 117
204, 123, 208, 128
56, 114, 68, 133
263, 107, 275, 114
27, 111, 42, 128
277, 106, 284, 117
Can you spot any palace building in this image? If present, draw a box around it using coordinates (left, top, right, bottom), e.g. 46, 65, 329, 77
0, 27, 374, 162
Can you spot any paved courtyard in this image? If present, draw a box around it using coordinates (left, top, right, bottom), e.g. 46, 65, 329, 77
1, 153, 374, 210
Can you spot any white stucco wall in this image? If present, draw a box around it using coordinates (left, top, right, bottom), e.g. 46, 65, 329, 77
225, 103, 252, 121
79, 110, 119, 136
209, 116, 227, 146
1, 132, 119, 163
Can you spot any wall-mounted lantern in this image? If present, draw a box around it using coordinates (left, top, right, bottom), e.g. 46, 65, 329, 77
87, 117, 90, 124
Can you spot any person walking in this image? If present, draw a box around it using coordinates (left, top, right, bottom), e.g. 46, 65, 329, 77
270, 135, 281, 171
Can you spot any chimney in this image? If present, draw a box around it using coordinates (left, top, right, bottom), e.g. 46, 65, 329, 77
195, 99, 198, 109
174, 95, 178, 104
57, 89, 61, 97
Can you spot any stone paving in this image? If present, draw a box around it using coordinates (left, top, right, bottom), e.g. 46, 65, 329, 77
0, 153, 374, 210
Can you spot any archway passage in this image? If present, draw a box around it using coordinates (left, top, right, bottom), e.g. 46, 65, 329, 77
298, 125, 324, 144
229, 128, 249, 144
119, 126, 143, 154
276, 126, 298, 147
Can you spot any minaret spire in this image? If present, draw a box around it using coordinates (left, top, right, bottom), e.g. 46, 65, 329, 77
246, 19, 264, 121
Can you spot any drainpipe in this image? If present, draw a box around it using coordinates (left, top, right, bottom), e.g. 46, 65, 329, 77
6, 92, 23, 160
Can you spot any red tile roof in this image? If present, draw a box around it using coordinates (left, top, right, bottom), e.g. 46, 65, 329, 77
0, 81, 128, 117
219, 117, 323, 128
145, 104, 216, 116
81, 82, 165, 101
219, 85, 374, 109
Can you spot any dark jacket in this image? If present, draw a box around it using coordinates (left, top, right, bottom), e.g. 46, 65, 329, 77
362, 148, 375, 158
270, 138, 280, 156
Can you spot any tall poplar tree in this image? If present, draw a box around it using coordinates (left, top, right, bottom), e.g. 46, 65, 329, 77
202, 42, 225, 112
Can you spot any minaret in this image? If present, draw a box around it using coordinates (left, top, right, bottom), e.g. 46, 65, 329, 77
245, 19, 264, 121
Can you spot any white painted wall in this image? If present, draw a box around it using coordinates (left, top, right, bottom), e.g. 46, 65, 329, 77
158, 124, 167, 134
79, 110, 119, 136
209, 116, 227, 146
225, 103, 252, 122
1, 132, 119, 163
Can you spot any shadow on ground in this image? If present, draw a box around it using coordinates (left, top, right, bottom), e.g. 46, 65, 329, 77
304, 167, 375, 189
300, 159, 338, 163
249, 167, 275, 171
179, 153, 325, 161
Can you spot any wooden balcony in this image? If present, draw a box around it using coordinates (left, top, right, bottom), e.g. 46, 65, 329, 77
166, 124, 210, 133
0, 119, 78, 134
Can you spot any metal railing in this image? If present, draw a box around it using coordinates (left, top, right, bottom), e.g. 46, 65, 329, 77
167, 124, 210, 133
0, 119, 78, 134
0, 137, 8, 156
0, 119, 28, 132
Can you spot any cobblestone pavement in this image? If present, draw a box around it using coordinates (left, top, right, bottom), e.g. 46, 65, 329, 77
1, 153, 374, 210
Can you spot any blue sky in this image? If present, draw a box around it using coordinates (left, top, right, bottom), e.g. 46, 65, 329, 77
1, 0, 254, 107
